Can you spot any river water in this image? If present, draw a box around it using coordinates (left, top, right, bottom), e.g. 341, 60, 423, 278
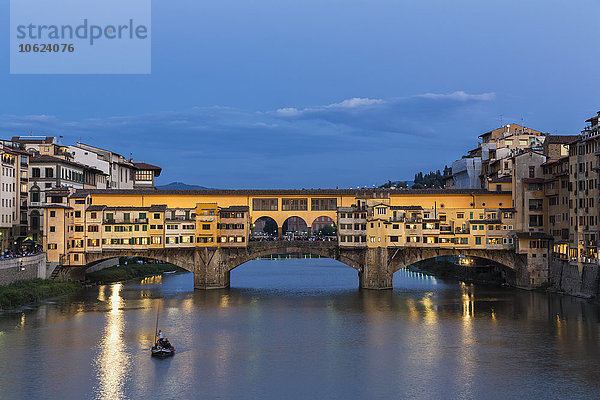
1, 259, 599, 400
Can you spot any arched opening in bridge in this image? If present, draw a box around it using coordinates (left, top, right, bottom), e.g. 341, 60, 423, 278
311, 216, 336, 237
282, 216, 308, 238
83, 256, 192, 289
230, 255, 357, 291
251, 216, 279, 239
401, 255, 516, 286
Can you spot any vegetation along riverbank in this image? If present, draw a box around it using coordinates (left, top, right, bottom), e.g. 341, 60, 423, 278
0, 279, 80, 311
86, 261, 185, 284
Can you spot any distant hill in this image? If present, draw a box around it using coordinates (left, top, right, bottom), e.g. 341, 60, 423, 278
156, 182, 212, 190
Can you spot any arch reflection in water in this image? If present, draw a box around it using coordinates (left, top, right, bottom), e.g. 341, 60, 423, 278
94, 284, 131, 399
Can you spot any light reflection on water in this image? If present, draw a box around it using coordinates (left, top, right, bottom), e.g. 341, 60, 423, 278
0, 259, 599, 399
94, 283, 130, 400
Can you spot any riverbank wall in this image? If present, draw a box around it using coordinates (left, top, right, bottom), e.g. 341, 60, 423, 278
550, 258, 600, 299
0, 253, 46, 286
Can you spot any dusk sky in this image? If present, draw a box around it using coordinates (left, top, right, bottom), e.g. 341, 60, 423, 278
1, 0, 599, 188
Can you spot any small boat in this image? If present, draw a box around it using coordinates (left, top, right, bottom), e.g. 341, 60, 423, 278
163, 271, 176, 274
152, 339, 175, 357
151, 304, 175, 358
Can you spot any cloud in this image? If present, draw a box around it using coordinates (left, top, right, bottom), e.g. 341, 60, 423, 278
419, 91, 496, 101
0, 91, 497, 188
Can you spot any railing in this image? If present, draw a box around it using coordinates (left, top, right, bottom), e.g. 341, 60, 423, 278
135, 218, 148, 223
455, 228, 470, 234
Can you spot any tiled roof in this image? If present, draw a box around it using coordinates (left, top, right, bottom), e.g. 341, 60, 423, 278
72, 188, 512, 196
30, 155, 106, 174
86, 205, 107, 211
546, 134, 579, 144
133, 162, 162, 175
220, 206, 249, 212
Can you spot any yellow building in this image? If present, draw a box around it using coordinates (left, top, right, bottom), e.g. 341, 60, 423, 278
44, 188, 515, 268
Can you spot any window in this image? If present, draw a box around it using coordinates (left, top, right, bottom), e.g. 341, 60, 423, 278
45, 167, 54, 178
151, 236, 162, 244
31, 191, 40, 202
49, 226, 55, 232
456, 213, 464, 219
47, 243, 57, 250
311, 198, 337, 211
75, 211, 81, 218
135, 170, 154, 181
529, 215, 543, 227
139, 212, 146, 219
75, 226, 83, 232
475, 237, 482, 245
105, 226, 111, 232
153, 213, 160, 219
282, 198, 308, 211
252, 198, 278, 211
106, 213, 114, 221
377, 207, 386, 215
202, 224, 211, 230
123, 213, 130, 222
32, 168, 40, 177
88, 225, 99, 232
528, 166, 535, 178
529, 199, 543, 211
50, 211, 56, 217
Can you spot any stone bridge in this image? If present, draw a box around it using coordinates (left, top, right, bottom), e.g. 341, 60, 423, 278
79, 241, 528, 289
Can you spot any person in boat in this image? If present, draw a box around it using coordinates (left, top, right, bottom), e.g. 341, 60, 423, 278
157, 330, 165, 347
163, 338, 171, 349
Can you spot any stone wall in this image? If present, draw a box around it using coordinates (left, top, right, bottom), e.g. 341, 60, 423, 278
549, 257, 600, 298
0, 253, 47, 286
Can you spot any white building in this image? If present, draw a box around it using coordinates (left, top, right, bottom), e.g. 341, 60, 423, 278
73, 142, 137, 189
451, 157, 482, 189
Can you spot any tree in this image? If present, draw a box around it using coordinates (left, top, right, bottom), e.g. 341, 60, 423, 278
263, 219, 278, 236
318, 225, 337, 236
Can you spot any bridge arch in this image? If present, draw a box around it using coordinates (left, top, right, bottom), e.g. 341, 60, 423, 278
83, 248, 200, 275
223, 241, 363, 272
311, 216, 337, 236
251, 216, 279, 238
387, 247, 526, 285
282, 216, 308, 237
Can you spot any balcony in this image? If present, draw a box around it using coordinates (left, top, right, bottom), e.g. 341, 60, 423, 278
528, 206, 543, 211
455, 228, 470, 234
135, 218, 148, 223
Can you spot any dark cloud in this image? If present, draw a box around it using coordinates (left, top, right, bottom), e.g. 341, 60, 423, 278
0, 92, 496, 188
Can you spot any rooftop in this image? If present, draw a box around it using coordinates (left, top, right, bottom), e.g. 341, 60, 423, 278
546, 134, 579, 144
133, 162, 162, 176
73, 188, 512, 197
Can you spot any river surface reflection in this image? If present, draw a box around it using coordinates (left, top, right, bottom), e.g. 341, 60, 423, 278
1, 259, 599, 399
